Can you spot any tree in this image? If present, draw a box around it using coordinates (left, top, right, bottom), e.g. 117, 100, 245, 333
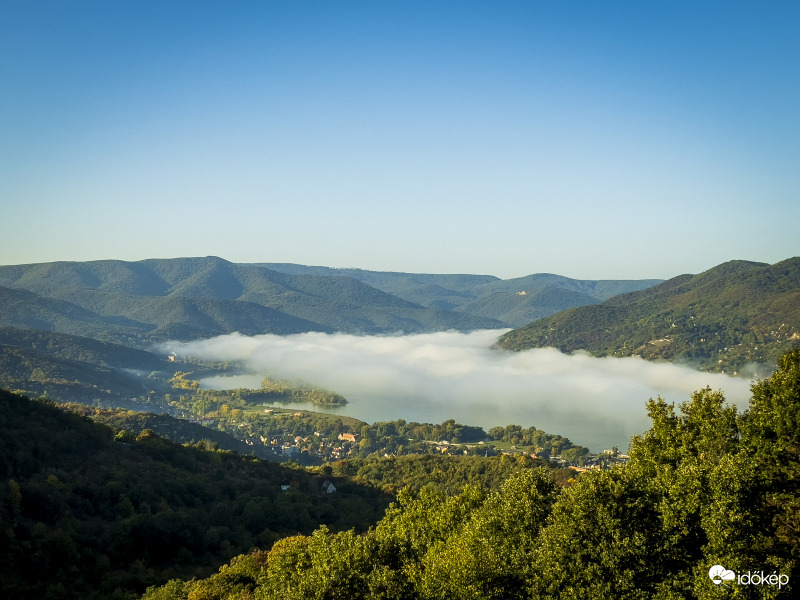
530, 468, 663, 599
417, 469, 559, 600
624, 388, 742, 596
739, 348, 800, 586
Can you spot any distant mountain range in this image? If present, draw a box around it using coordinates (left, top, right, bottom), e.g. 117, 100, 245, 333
0, 257, 662, 344
254, 262, 662, 327
496, 258, 800, 375
1, 255, 797, 379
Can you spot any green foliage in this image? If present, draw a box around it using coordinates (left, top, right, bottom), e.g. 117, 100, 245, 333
0, 326, 166, 403
141, 551, 269, 600
0, 389, 388, 599
256, 376, 347, 405
168, 371, 199, 391
339, 453, 561, 496
531, 468, 663, 599
62, 404, 277, 460
417, 469, 559, 600
486, 423, 578, 456
740, 348, 800, 578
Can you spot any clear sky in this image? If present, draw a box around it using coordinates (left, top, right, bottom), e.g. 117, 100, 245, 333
2, 1, 798, 279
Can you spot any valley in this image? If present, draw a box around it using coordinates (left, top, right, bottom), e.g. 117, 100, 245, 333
0, 255, 797, 599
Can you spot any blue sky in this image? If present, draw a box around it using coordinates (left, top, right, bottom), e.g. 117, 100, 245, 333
2, 1, 798, 279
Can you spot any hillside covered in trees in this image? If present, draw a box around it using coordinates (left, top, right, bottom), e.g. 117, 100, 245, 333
0, 389, 390, 599
257, 262, 662, 326
497, 258, 800, 374
0, 387, 582, 599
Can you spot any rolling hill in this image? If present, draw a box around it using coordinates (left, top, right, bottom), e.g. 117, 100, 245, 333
0, 326, 171, 404
496, 257, 800, 374
0, 257, 505, 342
257, 262, 662, 326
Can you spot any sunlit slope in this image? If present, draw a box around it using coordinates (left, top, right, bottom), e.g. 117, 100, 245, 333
496, 258, 800, 373
0, 257, 504, 341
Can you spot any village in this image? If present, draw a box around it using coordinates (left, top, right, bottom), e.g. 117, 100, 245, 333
205, 407, 631, 470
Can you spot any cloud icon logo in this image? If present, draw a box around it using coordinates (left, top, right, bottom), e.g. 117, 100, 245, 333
709, 565, 736, 585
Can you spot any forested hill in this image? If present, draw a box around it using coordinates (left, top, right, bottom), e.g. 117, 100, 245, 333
0, 257, 504, 343
497, 257, 800, 374
0, 389, 389, 599
257, 262, 662, 326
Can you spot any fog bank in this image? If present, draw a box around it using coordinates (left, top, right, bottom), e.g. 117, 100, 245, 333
161, 330, 754, 451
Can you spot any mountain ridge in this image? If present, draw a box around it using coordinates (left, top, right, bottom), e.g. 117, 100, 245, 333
496, 257, 800, 374
0, 257, 505, 341
257, 261, 662, 326
0, 257, 663, 341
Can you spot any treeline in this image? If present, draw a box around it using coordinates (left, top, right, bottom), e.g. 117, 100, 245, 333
166, 371, 346, 412
323, 453, 575, 496
142, 349, 800, 599
258, 377, 347, 405
204, 409, 589, 466
487, 424, 575, 454
60, 404, 280, 460
154, 378, 591, 465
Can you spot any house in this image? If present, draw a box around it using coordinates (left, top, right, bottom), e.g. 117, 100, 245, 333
338, 433, 357, 443
320, 480, 336, 494
282, 444, 300, 457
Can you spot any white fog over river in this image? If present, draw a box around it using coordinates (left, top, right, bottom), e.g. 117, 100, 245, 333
165, 330, 754, 452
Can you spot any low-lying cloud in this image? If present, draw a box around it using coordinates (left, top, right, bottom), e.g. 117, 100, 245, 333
161, 330, 754, 451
